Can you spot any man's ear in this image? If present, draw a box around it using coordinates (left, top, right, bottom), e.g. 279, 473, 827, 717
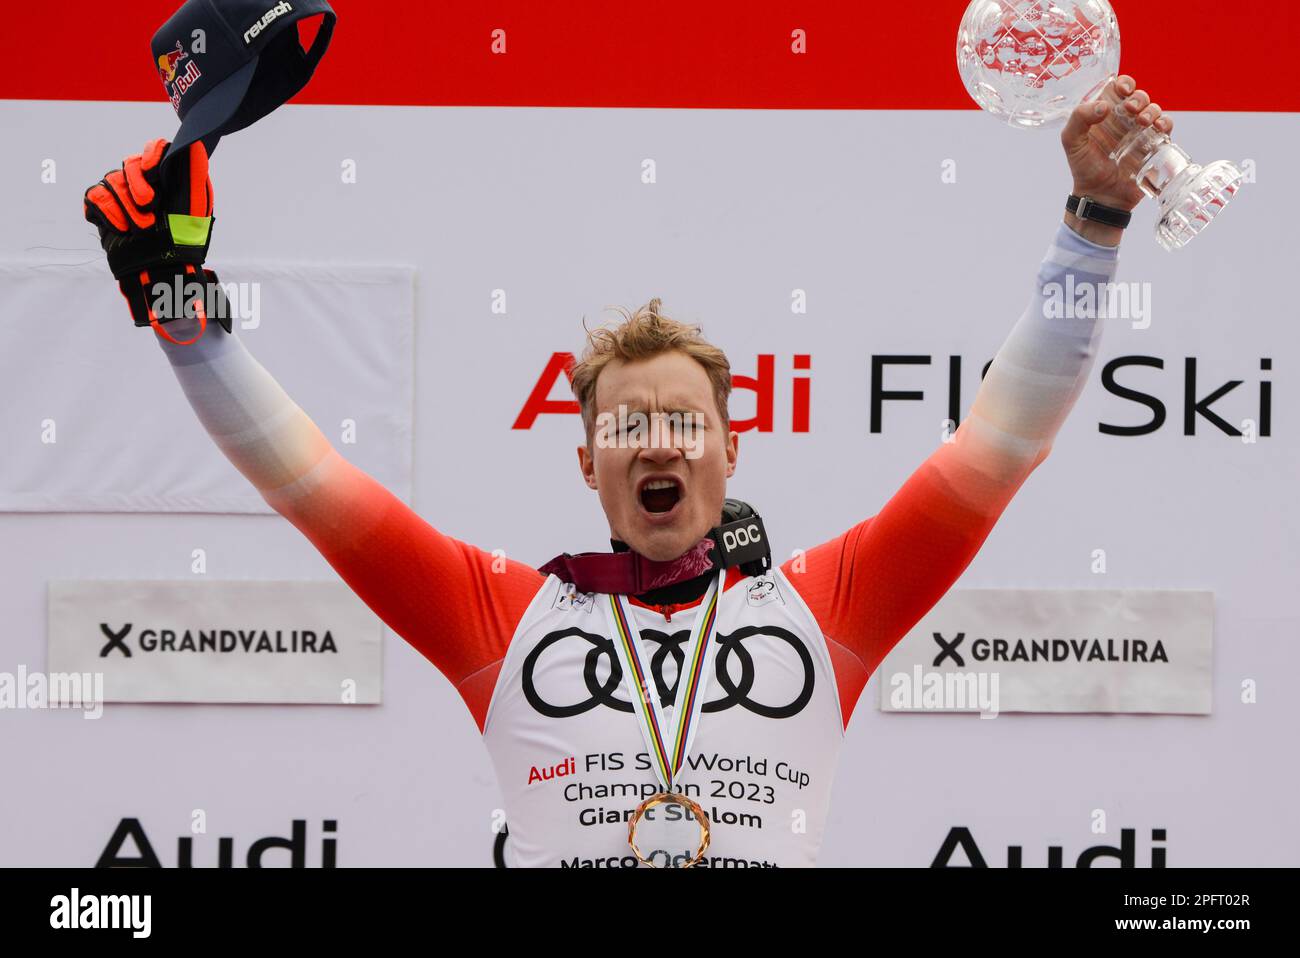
725, 430, 740, 479
577, 444, 598, 490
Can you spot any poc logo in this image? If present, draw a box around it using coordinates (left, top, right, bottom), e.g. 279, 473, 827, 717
723, 524, 762, 551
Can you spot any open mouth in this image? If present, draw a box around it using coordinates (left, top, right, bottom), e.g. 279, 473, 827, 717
638, 477, 683, 515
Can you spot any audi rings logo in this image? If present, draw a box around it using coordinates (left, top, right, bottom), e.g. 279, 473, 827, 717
521, 625, 814, 720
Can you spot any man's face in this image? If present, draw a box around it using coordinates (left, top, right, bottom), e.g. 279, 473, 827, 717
578, 351, 739, 562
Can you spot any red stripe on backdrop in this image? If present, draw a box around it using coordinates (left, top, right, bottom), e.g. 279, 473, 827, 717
0, 0, 1295, 111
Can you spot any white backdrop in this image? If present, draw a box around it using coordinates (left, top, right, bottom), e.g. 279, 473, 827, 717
0, 259, 415, 512
0, 97, 1295, 866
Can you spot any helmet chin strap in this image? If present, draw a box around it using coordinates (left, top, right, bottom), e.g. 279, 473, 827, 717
538, 499, 771, 596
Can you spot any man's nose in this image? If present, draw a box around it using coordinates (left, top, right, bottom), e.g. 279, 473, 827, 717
635, 415, 686, 463
637, 439, 684, 465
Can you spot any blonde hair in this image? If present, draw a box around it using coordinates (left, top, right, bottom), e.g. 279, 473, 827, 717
571, 297, 732, 442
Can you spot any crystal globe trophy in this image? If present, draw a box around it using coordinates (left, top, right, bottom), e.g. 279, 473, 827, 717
956, 0, 1243, 250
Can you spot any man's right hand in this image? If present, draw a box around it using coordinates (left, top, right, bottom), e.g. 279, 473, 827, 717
83, 139, 230, 343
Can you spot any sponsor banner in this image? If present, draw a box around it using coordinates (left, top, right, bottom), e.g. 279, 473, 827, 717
878, 590, 1213, 715
47, 580, 383, 704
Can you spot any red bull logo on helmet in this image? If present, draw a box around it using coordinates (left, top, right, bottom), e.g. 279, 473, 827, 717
156, 41, 189, 84
166, 58, 203, 113
156, 39, 202, 114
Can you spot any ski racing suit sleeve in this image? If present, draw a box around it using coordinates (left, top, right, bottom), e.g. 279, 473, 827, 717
781, 222, 1121, 725
155, 315, 545, 730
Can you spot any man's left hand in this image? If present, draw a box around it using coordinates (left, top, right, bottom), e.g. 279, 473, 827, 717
1060, 75, 1173, 244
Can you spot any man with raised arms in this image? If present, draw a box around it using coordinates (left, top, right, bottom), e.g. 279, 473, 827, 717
82, 78, 1172, 867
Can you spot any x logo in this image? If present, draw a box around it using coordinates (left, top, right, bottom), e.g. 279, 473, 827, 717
931, 631, 965, 667
99, 623, 133, 658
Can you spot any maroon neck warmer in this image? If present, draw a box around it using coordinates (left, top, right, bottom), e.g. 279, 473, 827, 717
538, 538, 717, 596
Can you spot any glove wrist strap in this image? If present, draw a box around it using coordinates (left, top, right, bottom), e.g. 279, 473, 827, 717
117, 265, 233, 339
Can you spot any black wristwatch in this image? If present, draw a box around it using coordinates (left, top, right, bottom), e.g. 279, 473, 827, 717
1067, 194, 1132, 229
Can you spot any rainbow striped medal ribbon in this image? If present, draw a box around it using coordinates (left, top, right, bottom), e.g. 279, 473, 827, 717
605, 571, 723, 869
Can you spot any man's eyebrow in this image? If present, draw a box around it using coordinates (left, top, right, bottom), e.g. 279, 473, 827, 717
604, 399, 709, 412
600, 404, 712, 424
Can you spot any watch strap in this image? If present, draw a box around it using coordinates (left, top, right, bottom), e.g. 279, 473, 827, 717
1067, 194, 1132, 229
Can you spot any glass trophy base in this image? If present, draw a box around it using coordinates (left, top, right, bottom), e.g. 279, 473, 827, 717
1096, 96, 1244, 252
1154, 159, 1245, 251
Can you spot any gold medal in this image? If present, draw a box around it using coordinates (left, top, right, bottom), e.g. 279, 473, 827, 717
627, 791, 711, 868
